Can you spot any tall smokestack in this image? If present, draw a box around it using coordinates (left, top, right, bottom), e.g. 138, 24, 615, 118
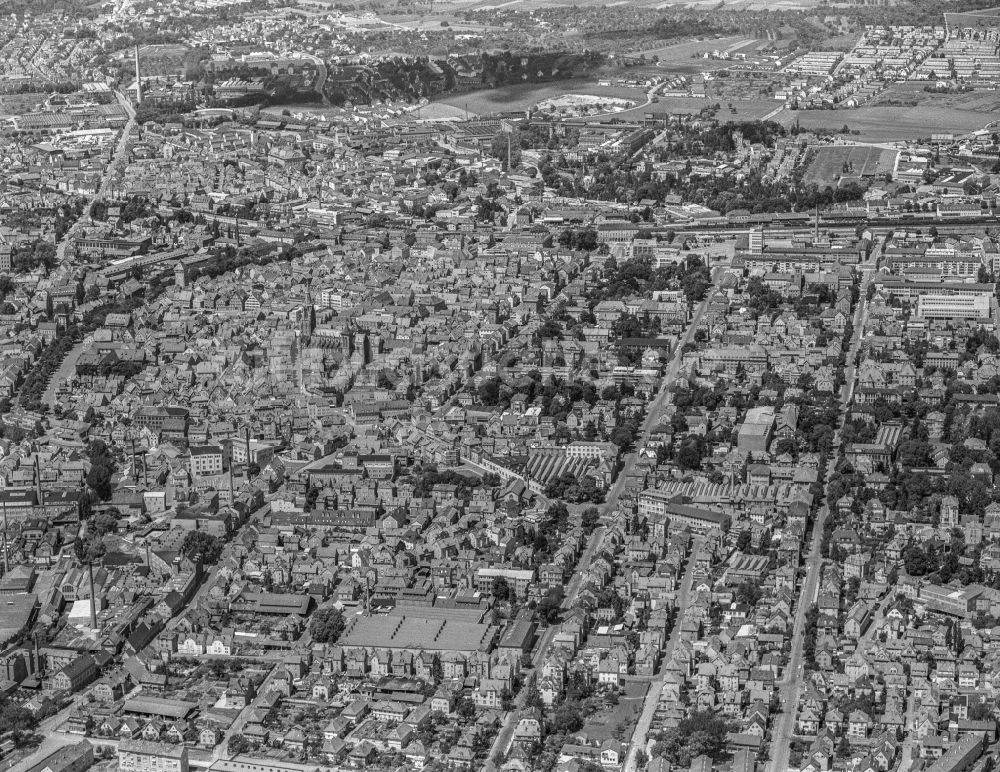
1, 501, 8, 576
134, 45, 142, 105
245, 428, 252, 480
87, 561, 97, 629
34, 456, 42, 506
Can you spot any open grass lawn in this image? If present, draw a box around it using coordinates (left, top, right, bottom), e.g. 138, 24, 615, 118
778, 105, 991, 142
582, 682, 649, 742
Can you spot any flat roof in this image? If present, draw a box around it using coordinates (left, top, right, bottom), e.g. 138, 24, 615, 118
339, 615, 496, 653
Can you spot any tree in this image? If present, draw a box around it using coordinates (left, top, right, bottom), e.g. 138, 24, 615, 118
456, 696, 476, 720
611, 422, 640, 452
0, 702, 36, 744
537, 585, 564, 624
309, 606, 346, 643
897, 439, 932, 468
582, 506, 601, 534
89, 511, 119, 538
653, 711, 733, 766
76, 533, 106, 564
86, 440, 116, 500
735, 581, 763, 606
553, 700, 584, 733
524, 684, 543, 710
491, 576, 510, 601
774, 437, 797, 456
180, 530, 224, 564
676, 436, 705, 470
478, 378, 502, 406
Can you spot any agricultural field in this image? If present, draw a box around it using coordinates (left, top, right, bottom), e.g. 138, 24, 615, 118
917, 89, 1000, 117
429, 0, 820, 9
778, 105, 991, 142
630, 95, 779, 122
628, 35, 752, 62
802, 145, 898, 187
871, 84, 1000, 129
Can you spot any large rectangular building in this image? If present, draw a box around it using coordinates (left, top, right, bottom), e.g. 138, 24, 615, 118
26, 741, 93, 772
338, 614, 498, 654
738, 407, 775, 453
918, 583, 994, 619
638, 493, 729, 536
916, 292, 992, 320
876, 278, 993, 302
210, 758, 321, 772
924, 733, 984, 772
118, 741, 188, 772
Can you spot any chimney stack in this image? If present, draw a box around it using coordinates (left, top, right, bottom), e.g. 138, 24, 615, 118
134, 45, 142, 105
33, 456, 42, 506
87, 561, 97, 629
1, 502, 7, 576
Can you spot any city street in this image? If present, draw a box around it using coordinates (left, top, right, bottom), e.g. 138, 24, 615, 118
488, 523, 607, 762
623, 537, 702, 772
766, 254, 875, 772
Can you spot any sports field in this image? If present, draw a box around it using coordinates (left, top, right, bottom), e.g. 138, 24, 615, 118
802, 145, 898, 186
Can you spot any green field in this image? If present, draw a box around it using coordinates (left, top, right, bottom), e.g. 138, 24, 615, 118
435, 80, 646, 116
580, 682, 648, 743
779, 105, 991, 142
802, 145, 898, 186
629, 35, 750, 62
615, 95, 779, 123
431, 0, 819, 8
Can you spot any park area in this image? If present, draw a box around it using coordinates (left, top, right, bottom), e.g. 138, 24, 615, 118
801, 145, 898, 187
